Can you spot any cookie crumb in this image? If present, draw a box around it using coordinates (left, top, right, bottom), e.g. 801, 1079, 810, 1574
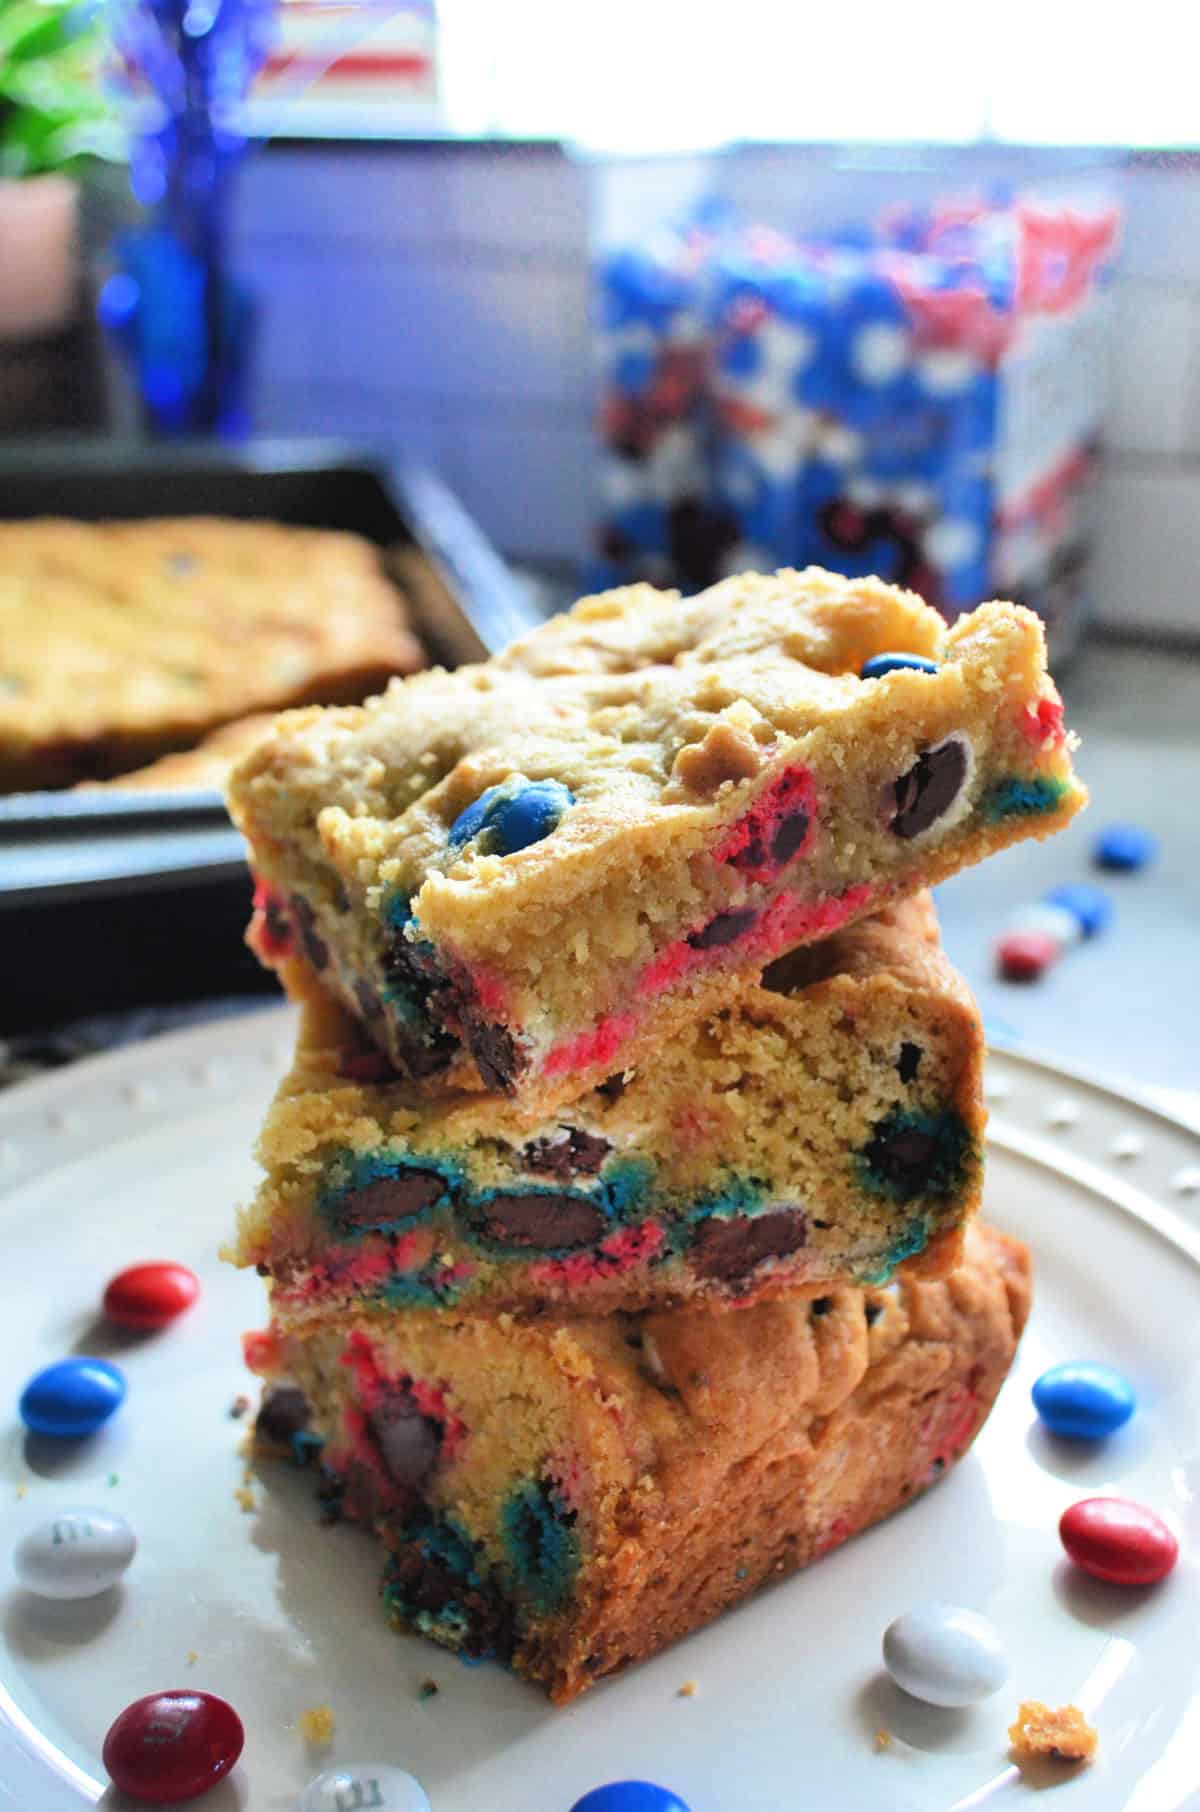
874, 1728, 892, 1752
677, 1681, 697, 1699
185, 1651, 199, 1667
229, 1395, 251, 1420
300, 1704, 335, 1747
14, 1483, 26, 1501
1009, 1700, 1097, 1764
418, 1679, 439, 1701
233, 1486, 256, 1513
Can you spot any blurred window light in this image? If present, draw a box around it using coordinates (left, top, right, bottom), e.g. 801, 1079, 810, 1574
435, 0, 1195, 150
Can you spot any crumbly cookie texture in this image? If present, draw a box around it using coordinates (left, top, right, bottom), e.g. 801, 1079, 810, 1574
229, 567, 1084, 1113
231, 895, 985, 1320
0, 518, 423, 791
246, 1222, 1031, 1704
1008, 1701, 1097, 1764
78, 713, 277, 793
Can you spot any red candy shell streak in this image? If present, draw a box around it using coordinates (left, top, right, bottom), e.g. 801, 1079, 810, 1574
103, 1262, 200, 1330
102, 1691, 244, 1804
1060, 1496, 1179, 1586
712, 766, 818, 882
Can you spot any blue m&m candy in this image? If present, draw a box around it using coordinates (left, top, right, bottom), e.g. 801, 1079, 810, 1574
860, 653, 940, 679
570, 1787, 691, 1812
448, 780, 575, 855
1044, 883, 1113, 938
447, 786, 499, 848
1093, 823, 1157, 872
19, 1357, 126, 1437
1032, 1361, 1136, 1440
487, 780, 575, 853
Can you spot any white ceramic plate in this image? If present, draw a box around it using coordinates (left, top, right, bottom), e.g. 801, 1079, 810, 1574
1, 1013, 1199, 1812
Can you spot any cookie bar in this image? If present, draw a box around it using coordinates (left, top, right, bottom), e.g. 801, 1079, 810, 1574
230, 567, 1083, 1112
246, 1222, 1031, 1702
0, 518, 423, 791
77, 713, 277, 793
232, 895, 985, 1320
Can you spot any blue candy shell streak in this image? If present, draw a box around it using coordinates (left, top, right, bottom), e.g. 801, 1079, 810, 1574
569, 1785, 692, 1812
19, 1357, 127, 1437
1032, 1361, 1136, 1440
860, 652, 940, 679
501, 1478, 580, 1611
978, 776, 1068, 823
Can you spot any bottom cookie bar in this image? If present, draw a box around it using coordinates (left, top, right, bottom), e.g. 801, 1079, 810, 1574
246, 1222, 1030, 1702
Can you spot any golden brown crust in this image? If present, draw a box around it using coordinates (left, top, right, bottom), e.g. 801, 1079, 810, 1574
0, 518, 423, 791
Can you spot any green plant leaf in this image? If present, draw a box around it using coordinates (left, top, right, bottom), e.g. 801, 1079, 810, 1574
0, 2, 74, 67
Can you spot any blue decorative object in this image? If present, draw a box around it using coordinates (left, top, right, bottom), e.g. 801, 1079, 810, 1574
1044, 883, 1113, 939
1032, 1362, 1136, 1441
100, 0, 276, 435
1093, 823, 1158, 873
861, 653, 940, 679
20, 1357, 127, 1437
448, 780, 575, 855
570, 1786, 692, 1812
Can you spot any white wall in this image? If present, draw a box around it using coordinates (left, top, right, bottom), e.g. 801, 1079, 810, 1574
233, 140, 1200, 639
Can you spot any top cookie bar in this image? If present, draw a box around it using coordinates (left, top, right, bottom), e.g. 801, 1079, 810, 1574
230, 567, 1084, 1115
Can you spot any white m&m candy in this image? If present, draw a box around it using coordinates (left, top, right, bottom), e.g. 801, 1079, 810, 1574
14, 1507, 136, 1600
300, 1764, 432, 1812
883, 1602, 1007, 1707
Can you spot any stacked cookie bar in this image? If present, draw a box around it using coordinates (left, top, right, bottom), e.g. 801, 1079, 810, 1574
228, 567, 1078, 1700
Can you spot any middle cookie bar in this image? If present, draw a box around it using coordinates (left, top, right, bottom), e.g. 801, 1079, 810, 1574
233, 894, 985, 1321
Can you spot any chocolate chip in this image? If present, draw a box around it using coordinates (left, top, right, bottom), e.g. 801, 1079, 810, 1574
468, 1021, 521, 1094
368, 1390, 442, 1492
476, 1191, 606, 1250
354, 979, 384, 1021
522, 1127, 612, 1178
385, 1544, 515, 1661
379, 935, 457, 1075
290, 895, 329, 972
863, 1126, 940, 1195
771, 810, 810, 864
338, 1048, 404, 1084
810, 1296, 833, 1317
898, 1041, 922, 1083
595, 1071, 629, 1102
890, 738, 968, 839
865, 1300, 885, 1326
396, 1024, 458, 1081
255, 1385, 310, 1446
687, 907, 758, 950
690, 1208, 807, 1282
729, 834, 768, 873
333, 1169, 446, 1229
263, 899, 291, 948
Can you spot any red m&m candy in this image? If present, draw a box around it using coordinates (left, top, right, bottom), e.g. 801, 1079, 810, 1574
103, 1263, 199, 1331
996, 930, 1059, 982
103, 1690, 243, 1803
1060, 1496, 1178, 1586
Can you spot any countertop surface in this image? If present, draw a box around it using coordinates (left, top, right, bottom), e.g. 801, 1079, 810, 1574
934, 639, 1199, 1098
